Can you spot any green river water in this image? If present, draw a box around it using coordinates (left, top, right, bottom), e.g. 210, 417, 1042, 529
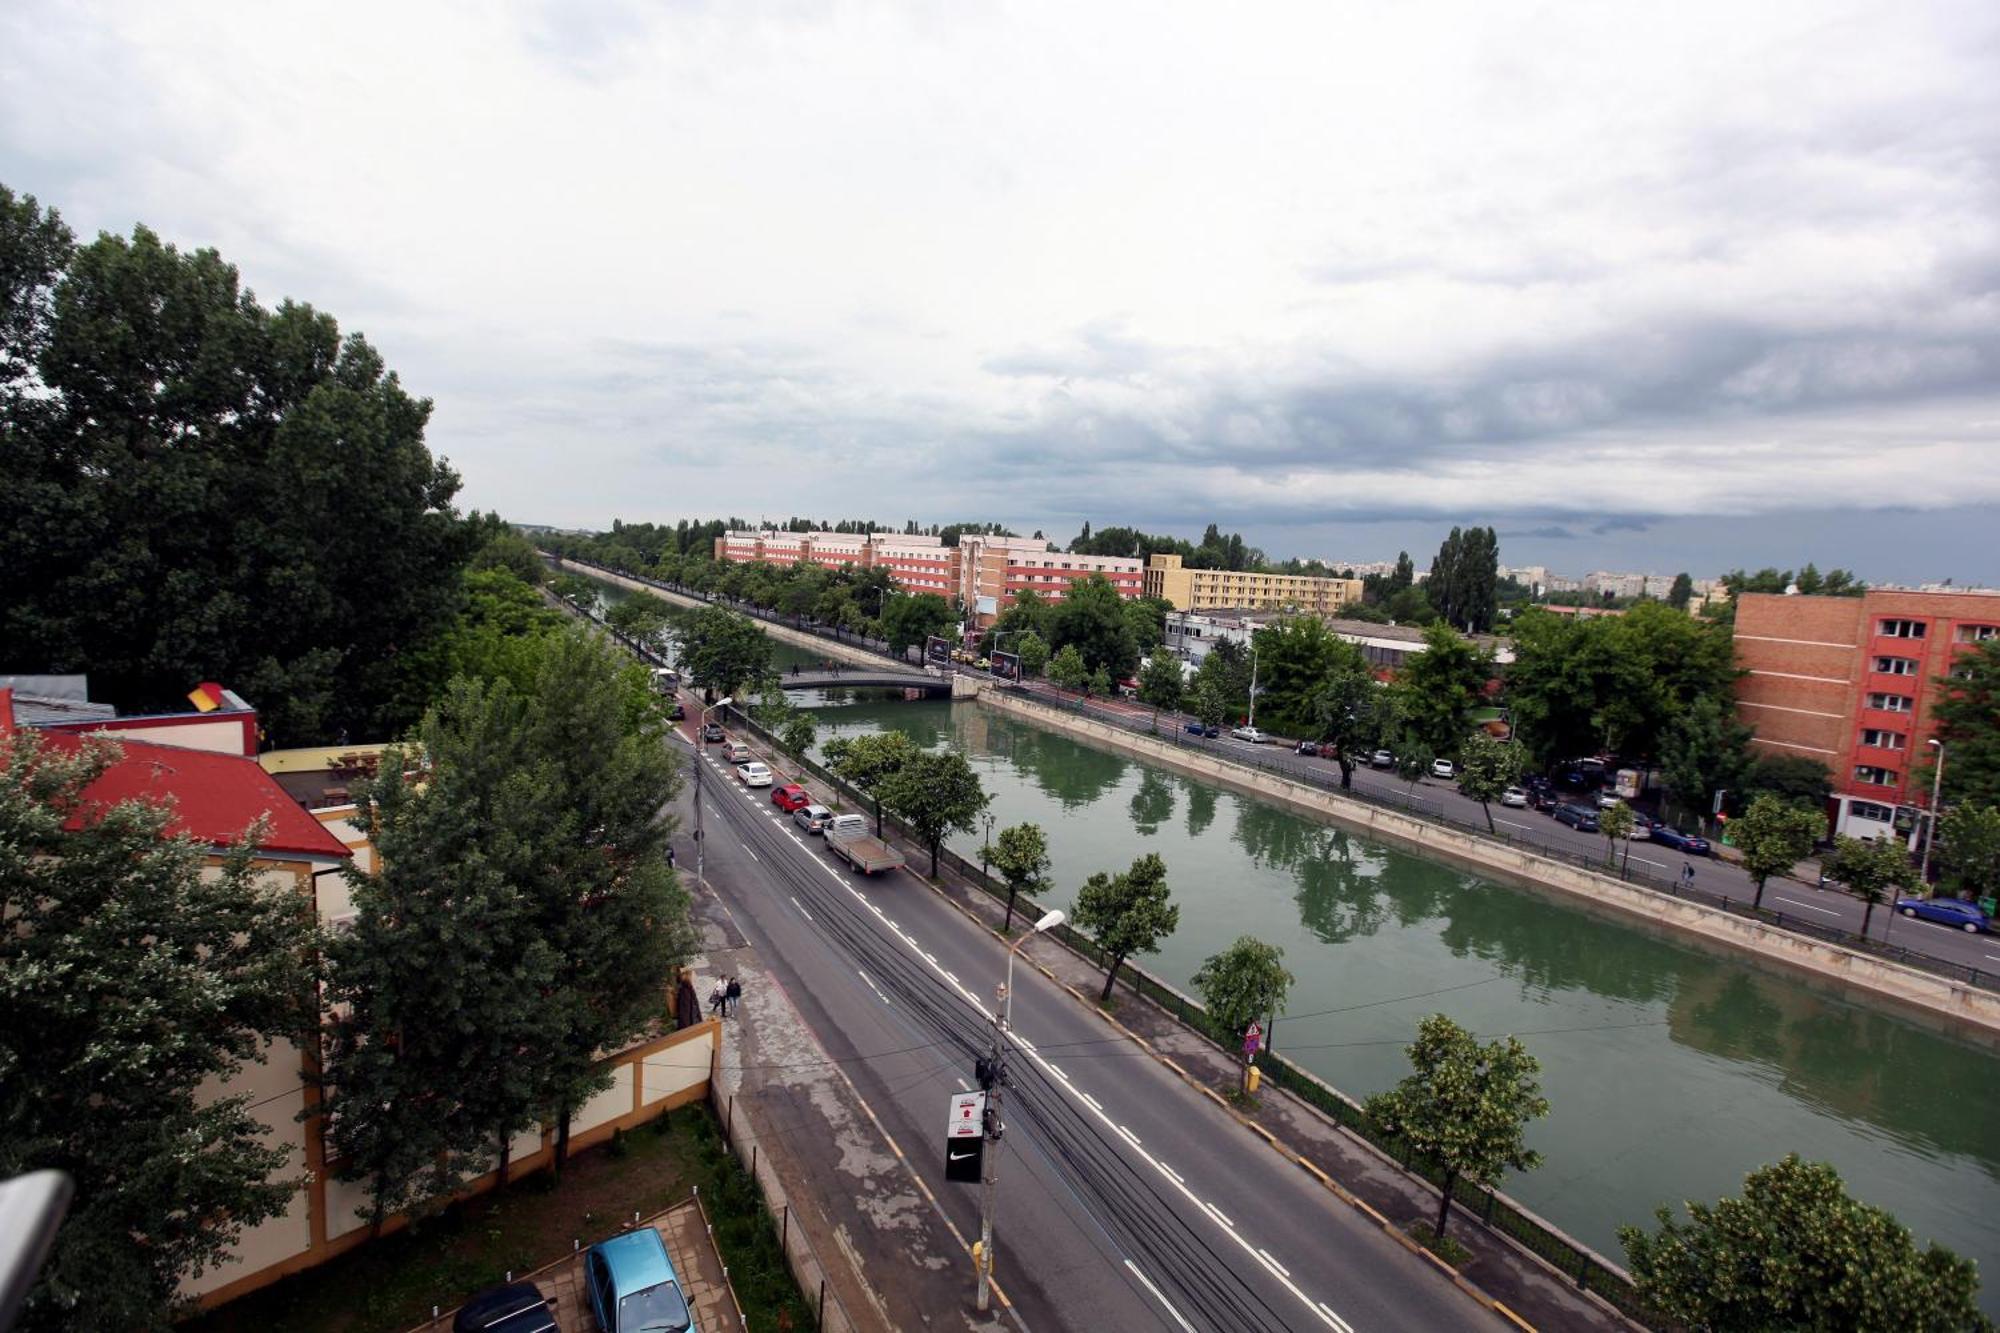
599, 579, 2000, 1306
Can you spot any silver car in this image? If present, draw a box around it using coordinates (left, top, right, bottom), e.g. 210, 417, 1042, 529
793, 803, 833, 834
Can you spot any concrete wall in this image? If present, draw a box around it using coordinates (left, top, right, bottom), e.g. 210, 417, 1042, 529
977, 689, 2000, 1036
560, 561, 884, 670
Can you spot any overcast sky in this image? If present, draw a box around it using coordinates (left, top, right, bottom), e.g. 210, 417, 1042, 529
5, 1, 1998, 581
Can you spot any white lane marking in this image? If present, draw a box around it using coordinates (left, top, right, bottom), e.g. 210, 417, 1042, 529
1627, 854, 1669, 871
744, 846, 760, 863
1051, 1064, 1070, 1082
1123, 1259, 1196, 1333
957, 1078, 971, 1092
788, 895, 814, 923
857, 970, 891, 1005
1987, 954, 2000, 963
1118, 1124, 1142, 1149
1259, 1248, 1289, 1277
1159, 1162, 1183, 1185
1774, 895, 1842, 918
1206, 1203, 1234, 1229
720, 785, 1349, 1331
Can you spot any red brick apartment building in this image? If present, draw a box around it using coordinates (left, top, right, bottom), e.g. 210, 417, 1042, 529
1733, 588, 2000, 844
712, 530, 1143, 625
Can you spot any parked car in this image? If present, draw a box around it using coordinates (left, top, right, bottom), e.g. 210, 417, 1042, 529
701, 722, 724, 742
452, 1281, 555, 1333
736, 761, 773, 787
723, 741, 753, 764
1596, 791, 1624, 810
771, 784, 810, 812
793, 803, 833, 834
1370, 749, 1395, 768
1230, 725, 1269, 744
1430, 758, 1456, 780
584, 1229, 696, 1333
1895, 896, 1991, 933
1651, 825, 1712, 855
1499, 786, 1529, 808
1295, 740, 1321, 757
1529, 789, 1562, 812
667, 701, 686, 721
1185, 719, 1219, 738
1622, 815, 1653, 841
1553, 803, 1601, 832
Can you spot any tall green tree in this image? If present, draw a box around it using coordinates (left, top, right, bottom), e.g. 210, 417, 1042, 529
605, 589, 672, 648
1598, 799, 1636, 867
1137, 652, 1186, 729
0, 187, 472, 746
1048, 643, 1090, 693
1457, 734, 1527, 833
1928, 639, 2000, 810
881, 591, 955, 655
1123, 595, 1176, 657
1936, 804, 2000, 903
1734, 794, 1826, 910
821, 732, 916, 838
1427, 525, 1500, 632
990, 822, 1052, 931
1737, 752, 1833, 814
1825, 834, 1911, 938
1667, 572, 1694, 611
1049, 574, 1140, 677
1015, 630, 1050, 678
1190, 678, 1229, 730
1249, 616, 1354, 737
1620, 1155, 1988, 1332
1, 731, 318, 1329
1191, 936, 1294, 1094
878, 748, 989, 877
1366, 1014, 1548, 1246
1658, 695, 1752, 825
1307, 646, 1380, 789
1191, 638, 1253, 721
1072, 853, 1180, 1001
674, 604, 773, 700
1394, 622, 1492, 760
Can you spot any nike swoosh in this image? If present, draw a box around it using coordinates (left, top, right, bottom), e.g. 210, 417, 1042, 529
949, 1151, 975, 1160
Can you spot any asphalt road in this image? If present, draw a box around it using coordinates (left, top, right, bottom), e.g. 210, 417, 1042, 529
684, 733, 1502, 1333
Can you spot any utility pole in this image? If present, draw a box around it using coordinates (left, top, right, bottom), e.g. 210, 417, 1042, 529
1247, 642, 1260, 729
1920, 738, 1946, 885
694, 695, 734, 883
975, 909, 1066, 1312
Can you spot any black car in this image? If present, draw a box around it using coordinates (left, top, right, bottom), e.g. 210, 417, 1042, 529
701, 721, 724, 742
453, 1281, 555, 1333
1553, 803, 1600, 832
1295, 740, 1321, 756
667, 701, 686, 721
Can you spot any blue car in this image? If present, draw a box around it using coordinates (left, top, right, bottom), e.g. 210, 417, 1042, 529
1895, 896, 1991, 934
1650, 825, 1712, 856
585, 1228, 696, 1333
1184, 720, 1219, 738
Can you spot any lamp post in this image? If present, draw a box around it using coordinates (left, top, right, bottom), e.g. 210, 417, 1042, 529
980, 811, 996, 883
694, 695, 733, 884
1919, 737, 1946, 887
1247, 641, 1260, 729
976, 908, 1066, 1312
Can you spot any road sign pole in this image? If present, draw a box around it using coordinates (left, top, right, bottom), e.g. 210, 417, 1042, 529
976, 996, 1003, 1311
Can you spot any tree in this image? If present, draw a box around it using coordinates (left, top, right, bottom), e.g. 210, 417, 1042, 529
1598, 799, 1636, 867
1191, 638, 1253, 721
879, 748, 989, 877
468, 518, 548, 587
1658, 695, 1752, 825
0, 188, 473, 747
1088, 665, 1114, 698
1457, 734, 1527, 833
1138, 652, 1186, 730
1929, 639, 2000, 810
1072, 853, 1180, 1001
1123, 595, 1176, 657
1365, 1014, 1548, 1247
1619, 1154, 1988, 1332
780, 711, 819, 757
1427, 526, 1500, 632
675, 604, 773, 700
1307, 645, 1379, 789
1667, 572, 1694, 611
1936, 804, 2000, 903
1016, 630, 1050, 678
1049, 574, 1139, 677
1825, 835, 1911, 938
1738, 752, 1833, 814
990, 822, 1051, 931
605, 589, 671, 648
2, 731, 318, 1328
1048, 643, 1090, 693
1190, 678, 1228, 730
1191, 936, 1294, 1094
1734, 794, 1826, 910
822, 731, 916, 837
1249, 616, 1354, 737
881, 591, 955, 656
1395, 622, 1492, 760
551, 571, 599, 605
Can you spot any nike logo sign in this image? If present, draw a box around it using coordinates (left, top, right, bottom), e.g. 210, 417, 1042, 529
949, 1151, 975, 1161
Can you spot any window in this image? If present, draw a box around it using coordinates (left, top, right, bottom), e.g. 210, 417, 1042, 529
1859, 728, 1905, 750
1849, 800, 1895, 823
1958, 624, 2000, 643
1873, 656, 1918, 676
1866, 692, 1914, 712
1877, 619, 1927, 639
1853, 765, 1899, 787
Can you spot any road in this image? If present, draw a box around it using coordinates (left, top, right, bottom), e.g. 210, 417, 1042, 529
683, 729, 1502, 1332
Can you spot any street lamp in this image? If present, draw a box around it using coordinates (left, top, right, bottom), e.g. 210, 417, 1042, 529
976, 908, 1066, 1312
1919, 737, 1946, 887
693, 696, 733, 884
980, 811, 996, 883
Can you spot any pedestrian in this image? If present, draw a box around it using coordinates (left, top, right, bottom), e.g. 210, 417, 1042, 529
1681, 862, 1695, 888
666, 843, 677, 870
725, 975, 743, 1016
708, 979, 726, 1019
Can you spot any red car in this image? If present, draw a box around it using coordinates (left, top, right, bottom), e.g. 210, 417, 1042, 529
771, 784, 811, 812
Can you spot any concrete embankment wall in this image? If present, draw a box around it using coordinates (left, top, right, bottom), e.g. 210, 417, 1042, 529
558, 560, 885, 670
976, 688, 2000, 1037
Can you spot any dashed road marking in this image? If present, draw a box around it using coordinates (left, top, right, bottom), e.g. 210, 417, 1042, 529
1774, 895, 1842, 918
1123, 1259, 1196, 1333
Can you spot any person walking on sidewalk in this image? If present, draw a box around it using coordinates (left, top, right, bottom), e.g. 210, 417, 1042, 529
708, 979, 726, 1019
725, 975, 743, 1016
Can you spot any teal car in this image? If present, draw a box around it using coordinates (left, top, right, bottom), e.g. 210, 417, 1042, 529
584, 1228, 695, 1332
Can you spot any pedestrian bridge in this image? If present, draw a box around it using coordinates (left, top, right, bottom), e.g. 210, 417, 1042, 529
778, 668, 953, 696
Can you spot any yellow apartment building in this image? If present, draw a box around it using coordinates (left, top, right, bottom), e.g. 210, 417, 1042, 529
1144, 553, 1364, 615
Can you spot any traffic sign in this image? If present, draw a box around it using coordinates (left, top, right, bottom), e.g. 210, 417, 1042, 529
946, 1091, 986, 1183
1243, 1021, 1263, 1058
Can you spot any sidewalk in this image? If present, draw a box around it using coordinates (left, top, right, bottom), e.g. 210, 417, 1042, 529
677, 787, 1010, 1333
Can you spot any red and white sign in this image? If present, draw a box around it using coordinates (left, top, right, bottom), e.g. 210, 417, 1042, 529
948, 1091, 986, 1138
1243, 1022, 1263, 1057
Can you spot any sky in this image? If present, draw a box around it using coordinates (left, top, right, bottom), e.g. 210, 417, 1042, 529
5, 0, 1998, 583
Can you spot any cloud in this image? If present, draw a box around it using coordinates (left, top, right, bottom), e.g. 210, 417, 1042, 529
1592, 518, 1652, 535
1502, 526, 1580, 541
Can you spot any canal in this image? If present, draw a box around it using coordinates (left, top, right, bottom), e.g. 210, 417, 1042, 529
807, 690, 2000, 1309
586, 574, 2000, 1307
